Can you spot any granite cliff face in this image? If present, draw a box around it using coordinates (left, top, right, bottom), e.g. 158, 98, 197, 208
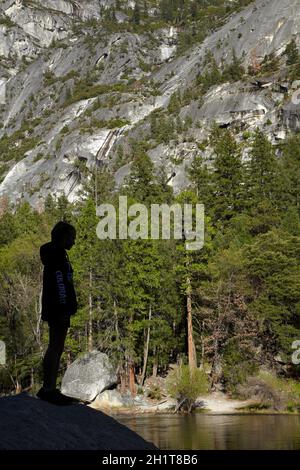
0, 0, 300, 207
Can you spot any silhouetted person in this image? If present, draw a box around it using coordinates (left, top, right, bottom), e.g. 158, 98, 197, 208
37, 221, 77, 405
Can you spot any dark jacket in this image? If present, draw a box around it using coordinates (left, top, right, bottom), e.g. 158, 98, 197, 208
40, 241, 77, 324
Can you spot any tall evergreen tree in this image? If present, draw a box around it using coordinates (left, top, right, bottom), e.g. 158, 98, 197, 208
188, 154, 213, 212
132, 1, 140, 25
125, 150, 160, 204
246, 129, 280, 209
284, 38, 299, 65
245, 229, 300, 358
210, 128, 244, 224
281, 133, 300, 210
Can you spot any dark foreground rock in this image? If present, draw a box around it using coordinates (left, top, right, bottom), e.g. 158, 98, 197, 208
0, 393, 157, 450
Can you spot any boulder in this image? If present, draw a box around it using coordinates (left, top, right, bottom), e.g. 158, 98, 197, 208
91, 390, 134, 410
61, 350, 118, 402
153, 398, 177, 411
0, 393, 157, 450
132, 397, 177, 412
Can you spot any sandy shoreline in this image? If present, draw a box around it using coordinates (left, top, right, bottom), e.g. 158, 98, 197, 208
90, 391, 291, 415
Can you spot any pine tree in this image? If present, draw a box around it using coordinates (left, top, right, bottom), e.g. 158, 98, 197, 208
70, 198, 100, 352
284, 38, 299, 66
281, 206, 300, 236
245, 229, 300, 357
222, 49, 245, 82
125, 150, 159, 204
190, 1, 198, 19
132, 2, 140, 25
175, 189, 213, 371
0, 211, 17, 246
188, 154, 213, 211
168, 91, 181, 114
246, 129, 280, 207
210, 128, 244, 224
159, 0, 174, 22
281, 134, 300, 210
14, 201, 41, 237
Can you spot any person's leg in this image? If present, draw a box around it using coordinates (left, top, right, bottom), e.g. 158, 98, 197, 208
42, 324, 68, 391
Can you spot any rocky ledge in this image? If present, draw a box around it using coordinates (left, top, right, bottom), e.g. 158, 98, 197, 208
0, 392, 157, 450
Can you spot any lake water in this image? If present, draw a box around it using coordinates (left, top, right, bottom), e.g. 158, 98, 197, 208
115, 414, 300, 450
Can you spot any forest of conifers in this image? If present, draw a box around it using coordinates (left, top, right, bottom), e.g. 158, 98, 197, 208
0, 126, 300, 395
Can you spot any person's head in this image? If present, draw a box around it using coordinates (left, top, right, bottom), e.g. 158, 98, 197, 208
51, 221, 76, 250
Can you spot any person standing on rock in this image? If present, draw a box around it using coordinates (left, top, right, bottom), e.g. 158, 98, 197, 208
37, 221, 77, 405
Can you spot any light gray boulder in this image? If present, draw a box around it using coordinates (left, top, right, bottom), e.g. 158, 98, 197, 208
61, 350, 118, 402
151, 398, 177, 411
92, 390, 134, 410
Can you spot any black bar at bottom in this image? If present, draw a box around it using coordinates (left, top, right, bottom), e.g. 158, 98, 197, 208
0, 450, 299, 467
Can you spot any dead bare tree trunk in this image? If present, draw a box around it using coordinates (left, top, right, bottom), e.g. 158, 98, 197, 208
114, 299, 119, 340
152, 348, 158, 378
211, 284, 223, 386
14, 354, 21, 394
186, 274, 197, 370
36, 287, 43, 353
119, 365, 127, 393
129, 361, 136, 396
88, 268, 93, 351
120, 354, 128, 394
114, 299, 126, 392
140, 305, 151, 386
200, 320, 205, 370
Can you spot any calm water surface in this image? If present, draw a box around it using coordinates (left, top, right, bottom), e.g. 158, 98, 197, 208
115, 414, 300, 450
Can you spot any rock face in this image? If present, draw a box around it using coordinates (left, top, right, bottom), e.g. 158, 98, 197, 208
282, 102, 300, 132
61, 350, 118, 402
1, 0, 300, 205
0, 393, 157, 450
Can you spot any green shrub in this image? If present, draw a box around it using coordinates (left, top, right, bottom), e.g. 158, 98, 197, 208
242, 131, 252, 140
222, 340, 259, 394
0, 163, 8, 183
61, 70, 80, 83
61, 125, 69, 134
33, 152, 43, 163
0, 131, 39, 162
43, 109, 53, 117
237, 371, 297, 411
167, 364, 209, 413
285, 379, 300, 412
63, 81, 131, 107
139, 60, 152, 72
0, 16, 15, 27
147, 385, 162, 400
43, 70, 56, 86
